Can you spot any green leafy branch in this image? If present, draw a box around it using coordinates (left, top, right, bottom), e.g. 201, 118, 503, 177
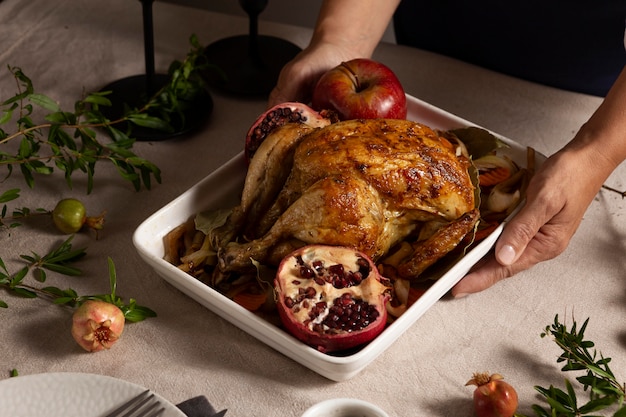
137, 34, 217, 131
0, 67, 160, 194
0, 34, 211, 195
0, 236, 155, 322
0, 235, 86, 305
518, 315, 626, 417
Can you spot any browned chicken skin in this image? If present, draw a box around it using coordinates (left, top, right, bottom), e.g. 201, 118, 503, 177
213, 118, 478, 281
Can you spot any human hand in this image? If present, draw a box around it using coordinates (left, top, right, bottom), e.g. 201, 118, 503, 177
452, 146, 608, 297
267, 0, 400, 107
268, 43, 360, 108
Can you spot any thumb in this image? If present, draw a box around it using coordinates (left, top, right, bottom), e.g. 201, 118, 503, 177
493, 202, 544, 266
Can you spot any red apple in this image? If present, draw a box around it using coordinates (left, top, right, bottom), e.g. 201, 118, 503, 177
311, 58, 407, 120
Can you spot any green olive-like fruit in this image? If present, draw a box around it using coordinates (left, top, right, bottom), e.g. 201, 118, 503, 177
52, 198, 87, 234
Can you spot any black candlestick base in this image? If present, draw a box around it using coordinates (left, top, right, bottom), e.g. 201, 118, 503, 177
99, 74, 213, 141
203, 35, 301, 96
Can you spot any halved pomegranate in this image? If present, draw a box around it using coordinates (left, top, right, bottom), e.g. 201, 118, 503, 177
274, 245, 391, 353
244, 102, 337, 162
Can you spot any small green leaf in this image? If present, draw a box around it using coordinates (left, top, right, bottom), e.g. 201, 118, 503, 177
29, 160, 54, 175
564, 379, 577, 410
578, 396, 616, 413
19, 164, 35, 188
28, 93, 61, 112
0, 188, 20, 203
122, 304, 158, 322
52, 296, 77, 305
41, 286, 66, 297
11, 287, 37, 298
108, 257, 117, 299
2, 91, 28, 106
43, 247, 87, 264
82, 93, 112, 107
35, 268, 46, 282
126, 114, 173, 131
0, 257, 8, 276
544, 395, 572, 414
41, 263, 82, 276
9, 266, 29, 287
19, 254, 38, 263
0, 108, 14, 124
44, 111, 76, 124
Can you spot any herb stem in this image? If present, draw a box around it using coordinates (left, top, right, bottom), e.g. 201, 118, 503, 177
602, 184, 626, 198
0, 114, 134, 145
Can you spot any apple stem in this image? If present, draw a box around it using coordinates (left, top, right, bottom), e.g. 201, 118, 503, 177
340, 61, 361, 91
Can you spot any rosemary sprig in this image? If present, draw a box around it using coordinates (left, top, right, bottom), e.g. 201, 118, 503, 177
519, 315, 626, 417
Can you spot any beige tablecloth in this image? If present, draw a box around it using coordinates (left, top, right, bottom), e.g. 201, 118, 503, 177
1, 1, 624, 416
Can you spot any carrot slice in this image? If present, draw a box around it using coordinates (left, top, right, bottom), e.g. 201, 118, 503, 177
233, 291, 267, 311
479, 166, 511, 187
407, 286, 427, 307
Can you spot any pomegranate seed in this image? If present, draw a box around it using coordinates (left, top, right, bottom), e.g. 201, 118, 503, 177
312, 260, 324, 273
299, 265, 316, 279
328, 263, 344, 278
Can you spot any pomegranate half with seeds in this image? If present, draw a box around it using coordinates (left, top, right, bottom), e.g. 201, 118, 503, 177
275, 245, 391, 353
244, 102, 337, 162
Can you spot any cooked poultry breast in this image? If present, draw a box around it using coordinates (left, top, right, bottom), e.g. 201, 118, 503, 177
213, 118, 478, 280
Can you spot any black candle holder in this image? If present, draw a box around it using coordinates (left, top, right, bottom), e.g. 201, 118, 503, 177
99, 0, 213, 141
202, 0, 301, 96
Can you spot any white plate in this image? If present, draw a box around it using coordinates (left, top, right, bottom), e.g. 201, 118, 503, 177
0, 372, 185, 417
133, 95, 543, 381
301, 398, 389, 417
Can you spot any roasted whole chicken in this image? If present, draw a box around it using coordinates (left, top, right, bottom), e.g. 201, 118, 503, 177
211, 118, 479, 281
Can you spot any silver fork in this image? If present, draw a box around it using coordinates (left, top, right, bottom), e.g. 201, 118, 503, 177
103, 390, 166, 417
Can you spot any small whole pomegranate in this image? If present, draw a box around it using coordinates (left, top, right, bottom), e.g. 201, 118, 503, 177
52, 198, 105, 234
466, 372, 519, 417
71, 300, 125, 352
274, 245, 391, 353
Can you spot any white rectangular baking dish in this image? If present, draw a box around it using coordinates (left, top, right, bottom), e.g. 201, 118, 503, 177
133, 95, 539, 381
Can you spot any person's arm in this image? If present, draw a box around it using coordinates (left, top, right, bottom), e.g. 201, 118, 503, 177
452, 66, 626, 297
311, 0, 399, 58
268, 0, 400, 106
